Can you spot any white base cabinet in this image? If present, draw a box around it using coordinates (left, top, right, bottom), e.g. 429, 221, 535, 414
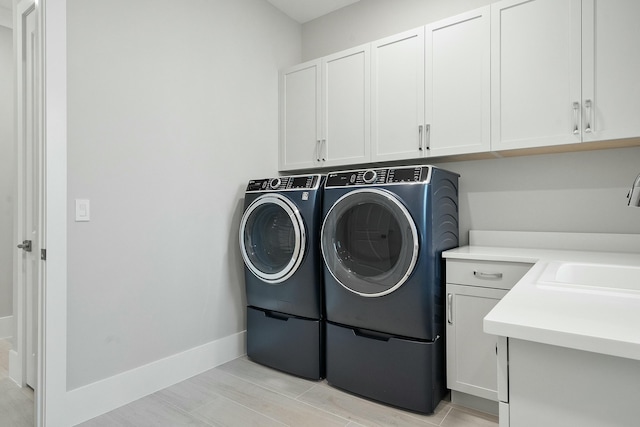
502, 338, 640, 427
445, 260, 532, 404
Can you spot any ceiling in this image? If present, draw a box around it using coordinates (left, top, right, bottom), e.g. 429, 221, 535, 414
266, 0, 360, 23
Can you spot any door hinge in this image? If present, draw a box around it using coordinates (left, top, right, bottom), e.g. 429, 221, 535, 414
41, 249, 46, 261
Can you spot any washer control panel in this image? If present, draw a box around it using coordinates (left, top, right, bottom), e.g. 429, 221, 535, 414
325, 166, 431, 188
246, 175, 322, 192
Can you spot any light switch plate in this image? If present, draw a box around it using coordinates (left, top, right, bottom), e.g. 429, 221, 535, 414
75, 199, 90, 222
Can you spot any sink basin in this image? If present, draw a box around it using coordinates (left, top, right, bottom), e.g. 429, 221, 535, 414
538, 261, 640, 295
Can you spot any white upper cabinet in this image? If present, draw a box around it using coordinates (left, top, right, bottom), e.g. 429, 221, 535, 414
280, 0, 640, 171
426, 6, 491, 157
279, 60, 322, 170
371, 28, 426, 162
491, 0, 582, 151
279, 45, 370, 171
581, 0, 640, 142
322, 45, 371, 168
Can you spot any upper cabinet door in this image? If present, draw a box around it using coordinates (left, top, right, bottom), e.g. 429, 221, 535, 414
322, 44, 371, 167
371, 28, 426, 162
425, 6, 491, 157
581, 0, 640, 142
279, 60, 322, 171
491, 0, 582, 151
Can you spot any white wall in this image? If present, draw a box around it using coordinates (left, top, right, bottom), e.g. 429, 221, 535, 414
66, 0, 300, 389
0, 19, 14, 321
302, 0, 640, 244
302, 0, 495, 61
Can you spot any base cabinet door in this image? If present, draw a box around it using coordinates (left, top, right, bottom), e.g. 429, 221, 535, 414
446, 284, 508, 401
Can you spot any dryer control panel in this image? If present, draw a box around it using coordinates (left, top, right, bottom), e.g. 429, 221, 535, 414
325, 166, 431, 187
245, 174, 322, 192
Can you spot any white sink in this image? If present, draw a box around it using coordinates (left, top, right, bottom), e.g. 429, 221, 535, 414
538, 261, 640, 295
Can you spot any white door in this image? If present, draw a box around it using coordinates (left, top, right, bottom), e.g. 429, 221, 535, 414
491, 0, 582, 150
15, 0, 40, 390
371, 28, 426, 162
581, 0, 640, 142
425, 6, 491, 157
279, 60, 322, 171
322, 44, 371, 167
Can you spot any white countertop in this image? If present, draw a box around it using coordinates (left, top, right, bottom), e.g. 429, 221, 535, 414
444, 245, 640, 361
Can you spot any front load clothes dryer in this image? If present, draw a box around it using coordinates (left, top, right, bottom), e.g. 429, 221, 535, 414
239, 174, 325, 380
321, 165, 459, 413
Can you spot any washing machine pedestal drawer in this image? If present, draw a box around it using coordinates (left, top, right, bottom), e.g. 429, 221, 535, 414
326, 322, 445, 414
247, 306, 324, 380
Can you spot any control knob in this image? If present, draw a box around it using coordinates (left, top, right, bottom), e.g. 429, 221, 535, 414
362, 170, 377, 184
269, 178, 281, 190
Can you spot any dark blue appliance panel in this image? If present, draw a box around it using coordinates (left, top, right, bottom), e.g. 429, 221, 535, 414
321, 166, 459, 341
247, 307, 324, 380
241, 176, 325, 320
325, 322, 445, 414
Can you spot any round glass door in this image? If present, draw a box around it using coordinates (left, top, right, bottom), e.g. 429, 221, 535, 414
239, 194, 306, 284
321, 188, 419, 297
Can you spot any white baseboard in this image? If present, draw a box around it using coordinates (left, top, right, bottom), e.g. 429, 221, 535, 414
66, 330, 246, 427
9, 349, 21, 384
0, 315, 12, 338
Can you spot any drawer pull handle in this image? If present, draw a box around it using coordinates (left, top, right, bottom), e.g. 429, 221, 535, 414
473, 271, 503, 280
447, 293, 453, 325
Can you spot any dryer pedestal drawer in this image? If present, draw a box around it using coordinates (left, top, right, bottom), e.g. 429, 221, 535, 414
247, 306, 324, 380
326, 322, 445, 414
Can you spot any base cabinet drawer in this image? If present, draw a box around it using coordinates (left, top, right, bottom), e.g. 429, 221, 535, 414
446, 259, 533, 289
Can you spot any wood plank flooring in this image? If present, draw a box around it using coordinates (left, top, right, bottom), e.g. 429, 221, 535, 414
0, 338, 35, 427
80, 356, 498, 427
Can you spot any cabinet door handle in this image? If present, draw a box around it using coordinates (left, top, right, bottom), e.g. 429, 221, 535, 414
418, 125, 423, 151
584, 99, 592, 133
572, 102, 580, 135
315, 139, 321, 162
425, 124, 431, 150
473, 271, 503, 280
447, 293, 453, 325
321, 139, 326, 161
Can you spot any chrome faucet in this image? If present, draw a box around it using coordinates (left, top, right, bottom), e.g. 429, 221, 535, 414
628, 173, 640, 207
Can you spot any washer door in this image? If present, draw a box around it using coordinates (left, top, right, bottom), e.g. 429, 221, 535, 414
240, 194, 306, 284
321, 188, 419, 297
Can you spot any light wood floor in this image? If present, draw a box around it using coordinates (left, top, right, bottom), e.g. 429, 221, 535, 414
0, 338, 35, 427
80, 356, 498, 427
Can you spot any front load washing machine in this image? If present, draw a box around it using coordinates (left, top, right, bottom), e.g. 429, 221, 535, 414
321, 165, 459, 413
239, 174, 324, 380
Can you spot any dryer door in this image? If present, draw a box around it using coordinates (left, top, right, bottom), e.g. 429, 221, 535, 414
240, 194, 306, 284
321, 188, 419, 297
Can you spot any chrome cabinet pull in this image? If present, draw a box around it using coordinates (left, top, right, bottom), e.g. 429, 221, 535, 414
321, 139, 326, 161
572, 102, 580, 135
425, 124, 431, 150
584, 99, 592, 133
418, 125, 424, 151
17, 240, 32, 252
447, 293, 453, 325
315, 139, 320, 162
473, 270, 503, 280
